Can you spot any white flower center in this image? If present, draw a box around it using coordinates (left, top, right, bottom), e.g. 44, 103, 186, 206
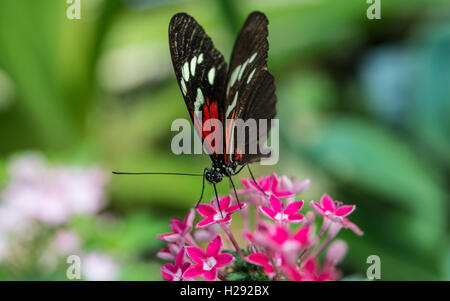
172, 268, 183, 281
274, 212, 288, 221
214, 212, 227, 221
275, 257, 282, 267
203, 257, 217, 271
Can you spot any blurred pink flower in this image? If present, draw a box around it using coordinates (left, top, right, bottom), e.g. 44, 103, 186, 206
161, 247, 191, 281
246, 252, 284, 279
193, 224, 221, 243
82, 252, 119, 281
239, 174, 292, 198
249, 223, 312, 265
279, 176, 310, 195
183, 236, 234, 281
239, 174, 310, 199
196, 196, 244, 228
342, 217, 364, 236
51, 230, 81, 255
157, 243, 183, 261
310, 194, 355, 223
259, 194, 304, 224
158, 209, 195, 243
1, 153, 109, 226
300, 259, 337, 281
325, 240, 347, 267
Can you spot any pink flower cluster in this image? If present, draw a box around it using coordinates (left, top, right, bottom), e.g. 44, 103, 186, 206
0, 152, 108, 227
158, 174, 363, 281
0, 153, 118, 280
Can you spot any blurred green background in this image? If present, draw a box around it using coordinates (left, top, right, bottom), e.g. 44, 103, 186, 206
0, 0, 449, 280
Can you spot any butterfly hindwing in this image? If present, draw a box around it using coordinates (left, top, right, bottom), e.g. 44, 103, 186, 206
223, 12, 277, 164
169, 13, 228, 158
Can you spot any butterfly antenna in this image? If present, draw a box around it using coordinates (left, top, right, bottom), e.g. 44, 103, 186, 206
213, 183, 224, 219
229, 176, 242, 209
112, 171, 204, 176
247, 165, 270, 197
195, 169, 208, 208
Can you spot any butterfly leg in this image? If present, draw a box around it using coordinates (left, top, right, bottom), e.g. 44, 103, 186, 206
195, 168, 208, 208
213, 183, 224, 218
229, 176, 243, 209
247, 164, 269, 197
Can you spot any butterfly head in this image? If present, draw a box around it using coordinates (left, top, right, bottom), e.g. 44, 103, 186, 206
205, 168, 223, 184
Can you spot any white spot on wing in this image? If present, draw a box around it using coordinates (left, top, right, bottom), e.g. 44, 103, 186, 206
238, 58, 250, 81
247, 68, 256, 84
197, 53, 204, 64
228, 65, 242, 87
226, 92, 238, 117
249, 52, 257, 63
182, 62, 190, 81
194, 88, 204, 111
190, 56, 197, 76
208, 67, 215, 85
180, 79, 187, 95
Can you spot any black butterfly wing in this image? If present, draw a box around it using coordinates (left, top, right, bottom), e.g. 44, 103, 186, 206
169, 13, 228, 159
223, 11, 277, 164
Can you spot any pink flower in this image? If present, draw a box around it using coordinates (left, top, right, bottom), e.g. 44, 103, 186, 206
239, 174, 293, 198
259, 194, 304, 224
183, 235, 234, 280
249, 224, 312, 265
246, 252, 284, 278
325, 240, 347, 267
51, 230, 81, 255
1, 153, 108, 226
193, 224, 221, 243
161, 247, 191, 281
342, 217, 364, 236
82, 252, 119, 281
158, 209, 195, 243
301, 259, 335, 281
310, 194, 355, 223
196, 196, 244, 228
279, 176, 310, 195
157, 243, 182, 261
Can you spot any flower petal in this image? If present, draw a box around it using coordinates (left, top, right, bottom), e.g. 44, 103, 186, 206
206, 235, 223, 257
269, 194, 283, 213
310, 201, 325, 216
161, 264, 176, 281
226, 202, 244, 214
175, 247, 186, 267
246, 253, 269, 266
157, 232, 181, 243
196, 217, 215, 228
216, 253, 234, 267
185, 246, 206, 263
321, 194, 335, 212
287, 213, 304, 223
259, 206, 277, 220
335, 205, 355, 217
218, 196, 231, 210
183, 209, 195, 231
182, 264, 204, 279
171, 218, 184, 233
293, 225, 311, 245
284, 200, 304, 215
203, 268, 218, 281
197, 204, 217, 218
274, 190, 294, 198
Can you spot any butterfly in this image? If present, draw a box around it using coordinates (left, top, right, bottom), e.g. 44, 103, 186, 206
114, 11, 277, 212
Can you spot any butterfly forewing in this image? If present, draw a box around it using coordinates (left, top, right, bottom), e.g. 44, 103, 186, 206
223, 12, 277, 164
169, 13, 228, 159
